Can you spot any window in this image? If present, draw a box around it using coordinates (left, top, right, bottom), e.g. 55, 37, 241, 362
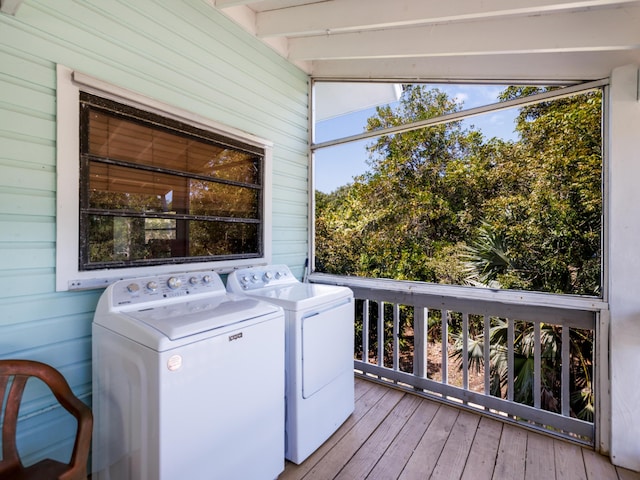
80, 93, 264, 269
312, 81, 604, 297
56, 66, 272, 290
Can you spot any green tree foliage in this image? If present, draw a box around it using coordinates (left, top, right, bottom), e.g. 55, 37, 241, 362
315, 84, 602, 296
467, 87, 603, 295
316, 85, 478, 283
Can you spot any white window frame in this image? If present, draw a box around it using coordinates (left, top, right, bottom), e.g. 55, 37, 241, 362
309, 77, 609, 301
56, 65, 273, 291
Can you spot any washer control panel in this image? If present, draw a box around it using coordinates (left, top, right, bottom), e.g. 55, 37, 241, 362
110, 271, 225, 307
227, 264, 296, 292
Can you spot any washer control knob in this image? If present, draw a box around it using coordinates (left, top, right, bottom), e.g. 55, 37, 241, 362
241, 275, 250, 284
275, 271, 283, 279
167, 277, 182, 290
146, 281, 158, 292
189, 276, 199, 285
127, 283, 140, 293
202, 275, 212, 284
251, 274, 260, 282
264, 271, 273, 281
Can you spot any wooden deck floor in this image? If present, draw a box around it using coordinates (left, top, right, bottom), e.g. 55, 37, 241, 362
279, 377, 640, 480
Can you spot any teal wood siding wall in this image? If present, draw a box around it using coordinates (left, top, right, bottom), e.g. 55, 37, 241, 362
0, 0, 308, 464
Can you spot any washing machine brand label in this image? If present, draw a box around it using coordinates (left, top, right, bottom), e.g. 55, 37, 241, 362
229, 332, 243, 342
167, 354, 182, 371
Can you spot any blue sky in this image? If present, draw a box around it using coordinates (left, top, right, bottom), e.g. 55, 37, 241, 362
314, 84, 520, 193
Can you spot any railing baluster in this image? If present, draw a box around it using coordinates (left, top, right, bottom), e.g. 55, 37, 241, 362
534, 321, 542, 409
393, 303, 400, 372
414, 307, 427, 379
463, 312, 469, 390
362, 299, 369, 363
441, 309, 448, 384
507, 318, 514, 402
484, 314, 491, 396
378, 301, 385, 367
562, 325, 570, 416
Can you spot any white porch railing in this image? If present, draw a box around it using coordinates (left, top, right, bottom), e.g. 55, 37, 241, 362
309, 273, 607, 446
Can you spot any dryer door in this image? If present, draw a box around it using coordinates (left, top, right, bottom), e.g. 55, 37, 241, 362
301, 298, 354, 398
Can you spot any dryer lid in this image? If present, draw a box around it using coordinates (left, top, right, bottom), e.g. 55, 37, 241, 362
124, 296, 280, 340
242, 283, 352, 309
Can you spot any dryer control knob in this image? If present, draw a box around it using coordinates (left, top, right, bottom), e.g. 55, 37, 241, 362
251, 274, 260, 282
167, 277, 182, 289
127, 283, 140, 293
189, 276, 199, 285
146, 281, 158, 292
264, 272, 273, 281
202, 275, 212, 284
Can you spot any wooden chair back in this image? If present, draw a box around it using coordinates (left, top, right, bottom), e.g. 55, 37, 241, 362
0, 359, 92, 480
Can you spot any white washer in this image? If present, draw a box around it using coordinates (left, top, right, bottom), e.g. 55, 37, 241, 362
92, 271, 285, 480
227, 265, 354, 464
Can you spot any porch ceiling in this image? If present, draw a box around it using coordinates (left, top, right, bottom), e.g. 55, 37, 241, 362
211, 0, 640, 82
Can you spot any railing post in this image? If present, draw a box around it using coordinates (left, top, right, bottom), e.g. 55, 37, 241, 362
378, 301, 384, 368
462, 312, 469, 390
595, 310, 609, 453
362, 299, 369, 363
507, 318, 515, 402
562, 325, 570, 417
534, 321, 542, 409
441, 309, 448, 384
484, 314, 491, 396
414, 307, 427, 379
393, 303, 400, 372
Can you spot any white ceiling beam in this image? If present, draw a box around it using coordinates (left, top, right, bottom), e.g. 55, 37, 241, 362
256, 0, 640, 37
288, 5, 640, 60
311, 51, 640, 82
211, 2, 313, 73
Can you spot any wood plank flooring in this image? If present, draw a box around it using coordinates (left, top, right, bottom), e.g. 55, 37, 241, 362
279, 377, 640, 480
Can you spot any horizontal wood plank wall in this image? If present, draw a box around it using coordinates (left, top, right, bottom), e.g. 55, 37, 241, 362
0, 0, 309, 464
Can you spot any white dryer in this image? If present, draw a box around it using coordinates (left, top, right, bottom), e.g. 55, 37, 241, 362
227, 265, 354, 464
92, 271, 285, 480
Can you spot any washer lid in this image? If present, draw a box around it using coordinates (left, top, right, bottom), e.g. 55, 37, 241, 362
124, 296, 280, 340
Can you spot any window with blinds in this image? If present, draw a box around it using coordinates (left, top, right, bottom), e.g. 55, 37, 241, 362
79, 93, 264, 270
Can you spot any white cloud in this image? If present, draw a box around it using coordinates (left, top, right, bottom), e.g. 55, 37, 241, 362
488, 113, 503, 124
481, 86, 503, 103
453, 92, 469, 105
